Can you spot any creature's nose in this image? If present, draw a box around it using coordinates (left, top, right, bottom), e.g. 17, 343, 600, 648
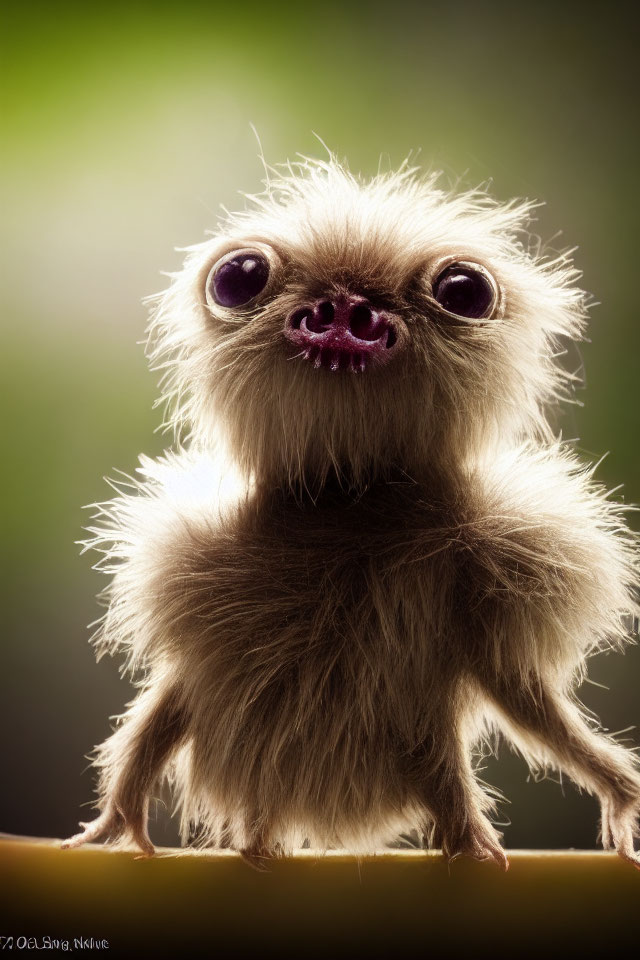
284, 296, 398, 372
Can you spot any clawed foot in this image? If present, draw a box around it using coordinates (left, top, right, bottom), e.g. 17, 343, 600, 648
239, 840, 284, 872
444, 820, 509, 872
601, 797, 640, 869
239, 849, 273, 872
61, 803, 155, 858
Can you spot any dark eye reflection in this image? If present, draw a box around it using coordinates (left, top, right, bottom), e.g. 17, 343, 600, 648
432, 262, 497, 320
208, 250, 270, 308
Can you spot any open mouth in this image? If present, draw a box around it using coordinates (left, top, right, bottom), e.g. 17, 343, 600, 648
284, 298, 399, 374
299, 345, 372, 373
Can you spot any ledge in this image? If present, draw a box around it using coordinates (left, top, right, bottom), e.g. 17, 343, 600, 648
1, 835, 638, 955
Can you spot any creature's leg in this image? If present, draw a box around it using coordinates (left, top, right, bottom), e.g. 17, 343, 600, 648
238, 807, 284, 871
480, 673, 640, 867
62, 682, 188, 857
407, 728, 508, 870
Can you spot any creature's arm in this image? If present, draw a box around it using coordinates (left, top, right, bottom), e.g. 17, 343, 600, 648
63, 450, 237, 855
62, 678, 189, 856
462, 447, 640, 864
476, 669, 640, 865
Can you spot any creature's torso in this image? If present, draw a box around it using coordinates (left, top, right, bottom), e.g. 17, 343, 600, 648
150, 474, 490, 847
114, 450, 616, 850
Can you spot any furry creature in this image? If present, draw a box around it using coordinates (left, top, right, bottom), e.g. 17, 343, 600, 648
62, 156, 640, 869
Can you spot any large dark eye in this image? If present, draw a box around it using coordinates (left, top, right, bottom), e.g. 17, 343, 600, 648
432, 261, 498, 320
207, 250, 270, 308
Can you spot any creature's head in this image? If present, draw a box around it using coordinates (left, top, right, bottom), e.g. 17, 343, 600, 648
148, 156, 587, 490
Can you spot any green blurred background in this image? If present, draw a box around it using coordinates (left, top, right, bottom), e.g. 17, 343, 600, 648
2, 0, 639, 850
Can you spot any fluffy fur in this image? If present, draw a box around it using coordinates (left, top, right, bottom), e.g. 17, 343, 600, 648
63, 155, 640, 868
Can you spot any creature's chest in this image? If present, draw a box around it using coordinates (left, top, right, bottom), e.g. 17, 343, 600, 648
168, 488, 465, 700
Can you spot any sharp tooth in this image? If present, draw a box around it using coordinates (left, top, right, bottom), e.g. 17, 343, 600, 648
314, 349, 323, 369
358, 354, 366, 373
330, 351, 340, 371
304, 348, 311, 360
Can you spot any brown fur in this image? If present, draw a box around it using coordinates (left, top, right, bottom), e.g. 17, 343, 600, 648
63, 156, 640, 868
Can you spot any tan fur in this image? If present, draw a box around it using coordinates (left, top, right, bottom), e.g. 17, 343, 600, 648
63, 156, 640, 868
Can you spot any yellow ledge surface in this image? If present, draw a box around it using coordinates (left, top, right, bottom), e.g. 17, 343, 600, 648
1, 834, 638, 956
